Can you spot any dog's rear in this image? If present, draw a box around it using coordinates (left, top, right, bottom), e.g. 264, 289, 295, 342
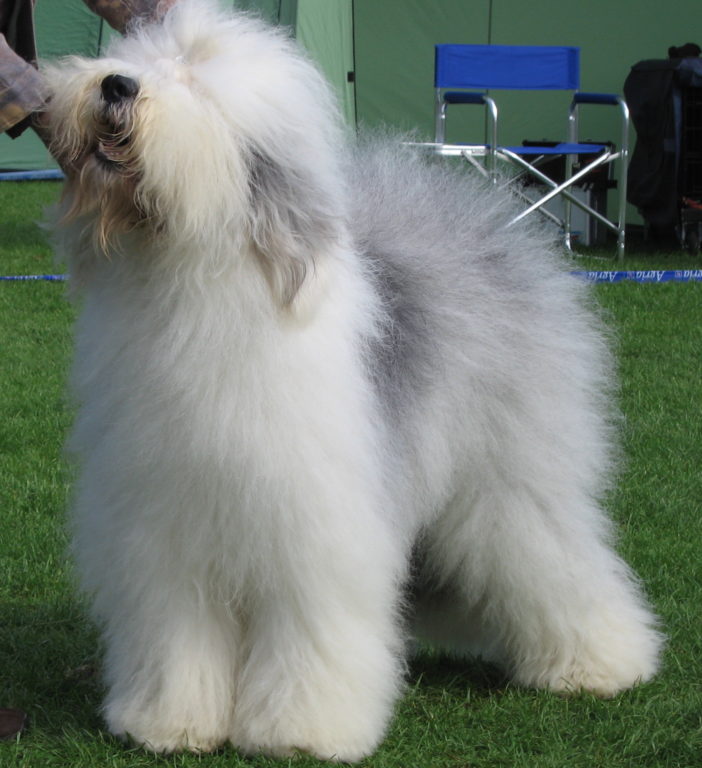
350, 141, 662, 692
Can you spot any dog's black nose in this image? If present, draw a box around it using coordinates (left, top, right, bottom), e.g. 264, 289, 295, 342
101, 74, 140, 104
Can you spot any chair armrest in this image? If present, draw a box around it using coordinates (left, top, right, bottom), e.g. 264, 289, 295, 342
435, 90, 497, 151
568, 92, 630, 189
443, 91, 488, 105
572, 92, 621, 106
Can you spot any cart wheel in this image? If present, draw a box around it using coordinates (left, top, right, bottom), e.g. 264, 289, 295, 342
686, 228, 700, 256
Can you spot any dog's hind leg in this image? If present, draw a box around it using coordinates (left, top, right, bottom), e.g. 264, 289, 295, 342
415, 460, 663, 697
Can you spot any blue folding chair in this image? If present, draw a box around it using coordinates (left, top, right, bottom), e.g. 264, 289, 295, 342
432, 44, 630, 258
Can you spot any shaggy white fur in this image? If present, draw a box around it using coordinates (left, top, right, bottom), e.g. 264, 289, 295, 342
45, 0, 663, 761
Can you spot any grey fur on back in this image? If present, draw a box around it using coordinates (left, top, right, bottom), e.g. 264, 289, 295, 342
346, 140, 618, 511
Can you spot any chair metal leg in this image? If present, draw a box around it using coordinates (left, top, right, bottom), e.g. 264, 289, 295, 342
503, 149, 613, 227
616, 98, 631, 261
564, 105, 578, 251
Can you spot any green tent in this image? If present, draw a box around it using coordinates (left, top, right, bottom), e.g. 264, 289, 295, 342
1, 0, 697, 185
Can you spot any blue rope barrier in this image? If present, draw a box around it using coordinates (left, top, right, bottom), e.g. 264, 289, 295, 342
2, 271, 701, 284
572, 270, 702, 283
0, 169, 64, 181
0, 274, 67, 281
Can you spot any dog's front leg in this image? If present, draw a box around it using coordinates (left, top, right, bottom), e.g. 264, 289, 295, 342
97, 570, 241, 753
230, 487, 406, 762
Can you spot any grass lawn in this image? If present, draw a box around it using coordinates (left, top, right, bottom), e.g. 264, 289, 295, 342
1, 181, 701, 767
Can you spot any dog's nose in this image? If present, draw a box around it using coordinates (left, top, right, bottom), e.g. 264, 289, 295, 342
101, 74, 140, 104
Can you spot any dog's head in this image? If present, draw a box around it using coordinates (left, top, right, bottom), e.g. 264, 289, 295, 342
45, 0, 345, 304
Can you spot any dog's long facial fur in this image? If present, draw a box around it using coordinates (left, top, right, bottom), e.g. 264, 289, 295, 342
44, 3, 344, 305
48, 71, 145, 252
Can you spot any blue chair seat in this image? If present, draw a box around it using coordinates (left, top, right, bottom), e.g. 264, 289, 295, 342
505, 143, 607, 155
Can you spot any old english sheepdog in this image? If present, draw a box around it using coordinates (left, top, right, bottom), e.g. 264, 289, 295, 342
45, 0, 662, 760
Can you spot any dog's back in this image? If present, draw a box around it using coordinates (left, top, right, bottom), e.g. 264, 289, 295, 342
347, 139, 617, 509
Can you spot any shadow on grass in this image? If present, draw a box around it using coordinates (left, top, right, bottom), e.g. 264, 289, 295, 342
0, 599, 103, 739
409, 652, 508, 698
2, 602, 508, 748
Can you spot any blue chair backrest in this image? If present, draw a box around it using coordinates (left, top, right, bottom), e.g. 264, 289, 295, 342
435, 44, 580, 91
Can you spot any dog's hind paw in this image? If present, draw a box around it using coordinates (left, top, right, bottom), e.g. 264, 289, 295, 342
511, 617, 663, 698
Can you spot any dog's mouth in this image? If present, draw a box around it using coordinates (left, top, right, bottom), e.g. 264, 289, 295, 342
93, 131, 133, 170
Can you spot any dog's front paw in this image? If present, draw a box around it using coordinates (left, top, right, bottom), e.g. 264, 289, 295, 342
232, 718, 381, 763
230, 637, 400, 762
105, 701, 228, 754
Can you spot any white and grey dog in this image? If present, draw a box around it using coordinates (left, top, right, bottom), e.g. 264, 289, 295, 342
46, 0, 662, 761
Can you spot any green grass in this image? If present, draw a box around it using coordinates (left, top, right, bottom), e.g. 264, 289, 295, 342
1, 181, 701, 767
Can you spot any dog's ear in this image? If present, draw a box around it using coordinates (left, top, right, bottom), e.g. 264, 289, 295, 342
246, 147, 339, 308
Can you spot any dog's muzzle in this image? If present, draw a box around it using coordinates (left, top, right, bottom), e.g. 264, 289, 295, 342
91, 75, 140, 172
101, 74, 140, 104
